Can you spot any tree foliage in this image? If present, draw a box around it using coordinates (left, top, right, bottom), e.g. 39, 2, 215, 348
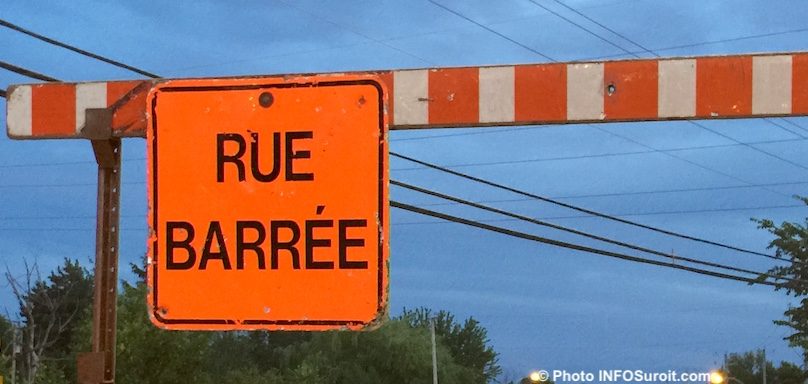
2, 260, 501, 383
95, 276, 500, 383
724, 349, 804, 384
4, 258, 93, 384
756, 198, 808, 365
401, 307, 502, 382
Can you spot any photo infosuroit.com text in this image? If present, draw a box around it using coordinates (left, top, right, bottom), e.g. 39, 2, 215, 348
532, 369, 713, 383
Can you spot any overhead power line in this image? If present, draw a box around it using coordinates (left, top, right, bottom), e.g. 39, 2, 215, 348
0, 157, 145, 169
589, 125, 793, 199
526, 0, 634, 54
0, 18, 159, 78
779, 118, 808, 136
276, 0, 434, 65
392, 180, 806, 283
690, 120, 808, 172
591, 27, 808, 61
532, 1, 808, 172
392, 137, 808, 171
390, 151, 787, 262
393, 203, 805, 226
427, 0, 555, 61
411, 180, 808, 206
548, 0, 648, 53
763, 119, 808, 139
0, 60, 59, 82
391, 201, 783, 288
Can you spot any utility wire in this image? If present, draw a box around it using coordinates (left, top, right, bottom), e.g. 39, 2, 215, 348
590, 125, 793, 199
534, 1, 808, 171
0, 157, 145, 169
391, 126, 538, 142
591, 27, 808, 61
526, 0, 635, 55
548, 0, 648, 53
393, 137, 808, 171
394, 203, 805, 226
764, 119, 807, 140
391, 201, 783, 288
2, 202, 802, 223
410, 181, 808, 207
392, 180, 806, 283
779, 118, 808, 135
0, 181, 144, 189
0, 18, 159, 78
0, 60, 59, 82
391, 151, 788, 262
159, 14, 808, 74
275, 0, 434, 65
689, 120, 808, 172
427, 0, 555, 61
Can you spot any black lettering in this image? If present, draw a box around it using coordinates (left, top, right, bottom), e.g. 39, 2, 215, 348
236, 221, 266, 270
217, 133, 246, 182
250, 132, 281, 182
305, 219, 333, 269
270, 220, 301, 269
166, 221, 196, 270
285, 131, 314, 181
339, 219, 368, 269
200, 221, 232, 270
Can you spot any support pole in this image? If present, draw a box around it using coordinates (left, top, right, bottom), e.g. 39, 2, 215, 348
431, 318, 438, 384
762, 348, 767, 384
80, 137, 121, 384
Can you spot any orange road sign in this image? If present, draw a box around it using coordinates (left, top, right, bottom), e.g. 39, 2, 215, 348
146, 75, 389, 331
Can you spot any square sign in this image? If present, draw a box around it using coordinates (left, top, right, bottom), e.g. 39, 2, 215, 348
146, 76, 388, 331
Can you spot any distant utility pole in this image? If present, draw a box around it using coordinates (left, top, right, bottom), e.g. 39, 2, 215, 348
431, 318, 438, 384
762, 349, 767, 384
11, 327, 17, 384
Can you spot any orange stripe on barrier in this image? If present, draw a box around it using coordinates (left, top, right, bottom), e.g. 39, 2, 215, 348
106, 81, 138, 106
31, 84, 75, 137
604, 60, 658, 120
696, 56, 753, 117
792, 54, 808, 114
107, 81, 150, 137
514, 63, 566, 122
428, 67, 479, 125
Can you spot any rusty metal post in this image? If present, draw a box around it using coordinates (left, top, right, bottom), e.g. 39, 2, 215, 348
90, 137, 121, 384
78, 108, 121, 384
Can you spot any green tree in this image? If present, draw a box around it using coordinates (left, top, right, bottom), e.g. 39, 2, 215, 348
6, 259, 92, 384
726, 350, 772, 384
724, 349, 804, 384
0, 315, 15, 383
287, 319, 472, 384
773, 361, 804, 384
401, 307, 502, 382
74, 279, 213, 384
756, 199, 808, 365
70, 263, 503, 383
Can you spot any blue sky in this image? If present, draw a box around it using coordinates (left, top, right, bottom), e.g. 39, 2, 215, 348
2, 0, 808, 378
